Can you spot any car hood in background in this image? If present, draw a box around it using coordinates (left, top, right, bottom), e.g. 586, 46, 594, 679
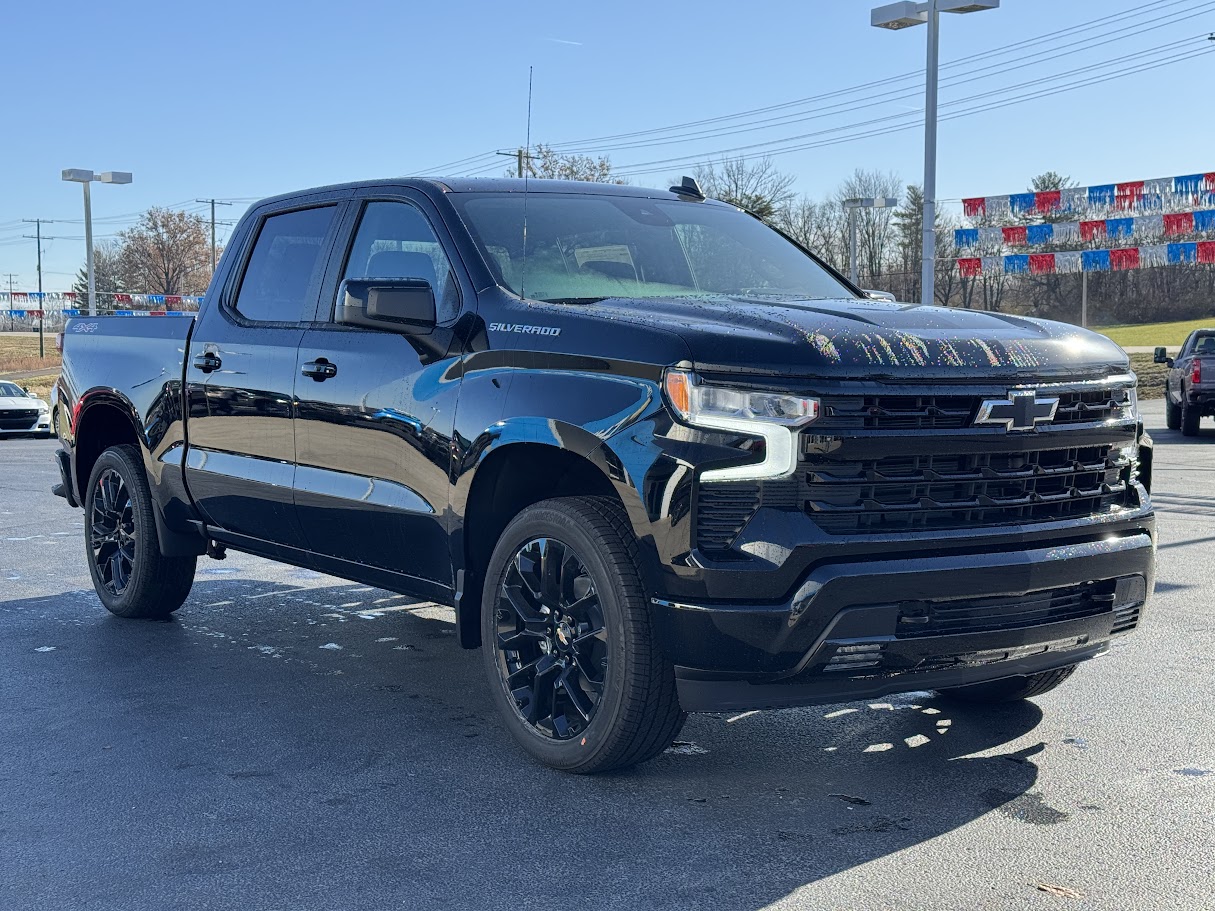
0, 398, 47, 411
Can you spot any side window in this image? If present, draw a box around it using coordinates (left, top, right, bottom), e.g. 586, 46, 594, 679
342, 201, 461, 323
233, 206, 336, 323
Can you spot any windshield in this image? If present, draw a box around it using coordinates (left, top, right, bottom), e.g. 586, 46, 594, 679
0, 382, 28, 397
451, 192, 854, 304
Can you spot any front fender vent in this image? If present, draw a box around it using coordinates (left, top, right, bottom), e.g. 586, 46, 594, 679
696, 484, 760, 554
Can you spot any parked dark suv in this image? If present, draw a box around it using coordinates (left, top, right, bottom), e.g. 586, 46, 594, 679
54, 178, 1154, 772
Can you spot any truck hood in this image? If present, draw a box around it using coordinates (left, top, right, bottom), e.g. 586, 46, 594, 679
590, 295, 1129, 382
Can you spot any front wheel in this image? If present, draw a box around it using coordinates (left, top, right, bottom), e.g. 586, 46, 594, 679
936, 664, 1077, 704
84, 444, 196, 619
481, 496, 685, 773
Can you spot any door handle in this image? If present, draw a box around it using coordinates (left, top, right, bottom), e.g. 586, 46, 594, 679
301, 358, 338, 381
192, 352, 222, 373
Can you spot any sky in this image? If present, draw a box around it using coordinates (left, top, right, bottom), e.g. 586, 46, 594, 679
2, 0, 1213, 292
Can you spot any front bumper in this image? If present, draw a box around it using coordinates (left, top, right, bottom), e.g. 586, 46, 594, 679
0, 415, 50, 435
652, 530, 1154, 712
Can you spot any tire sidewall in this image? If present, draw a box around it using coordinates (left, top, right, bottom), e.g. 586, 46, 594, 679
481, 503, 633, 772
84, 447, 159, 617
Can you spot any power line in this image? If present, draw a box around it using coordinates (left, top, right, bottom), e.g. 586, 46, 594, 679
609, 42, 1215, 178
548, 0, 1209, 152
553, 9, 1215, 156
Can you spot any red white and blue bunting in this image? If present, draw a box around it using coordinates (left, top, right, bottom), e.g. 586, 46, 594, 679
957, 242, 1215, 276
962, 172, 1215, 218
955, 209, 1215, 250
2, 290, 204, 317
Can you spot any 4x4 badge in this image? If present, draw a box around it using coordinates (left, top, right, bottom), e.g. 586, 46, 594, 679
974, 390, 1059, 430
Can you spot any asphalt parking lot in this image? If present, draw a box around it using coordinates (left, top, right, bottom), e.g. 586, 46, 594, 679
1, 399, 1211, 911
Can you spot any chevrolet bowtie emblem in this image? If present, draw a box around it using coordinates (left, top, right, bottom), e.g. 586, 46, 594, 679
974, 390, 1059, 431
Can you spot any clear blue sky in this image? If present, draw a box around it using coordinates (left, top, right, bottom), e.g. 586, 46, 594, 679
2, 0, 1213, 291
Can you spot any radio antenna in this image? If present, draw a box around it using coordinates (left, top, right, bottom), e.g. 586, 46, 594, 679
520, 65, 533, 301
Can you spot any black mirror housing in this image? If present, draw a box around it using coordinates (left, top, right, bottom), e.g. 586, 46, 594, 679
337, 278, 436, 334
1153, 346, 1168, 364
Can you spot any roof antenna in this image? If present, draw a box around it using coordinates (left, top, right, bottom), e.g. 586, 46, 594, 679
520, 65, 534, 301
670, 175, 705, 200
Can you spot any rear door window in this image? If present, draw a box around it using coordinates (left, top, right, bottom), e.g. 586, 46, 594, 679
233, 206, 336, 323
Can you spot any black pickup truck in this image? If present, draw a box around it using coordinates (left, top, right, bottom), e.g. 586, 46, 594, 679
54, 178, 1155, 773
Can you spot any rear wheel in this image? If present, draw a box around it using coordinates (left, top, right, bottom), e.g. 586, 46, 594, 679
1165, 395, 1181, 430
1181, 398, 1201, 436
84, 444, 196, 619
936, 665, 1077, 704
481, 496, 685, 773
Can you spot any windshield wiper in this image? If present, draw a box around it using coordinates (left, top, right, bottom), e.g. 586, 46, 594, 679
541, 297, 609, 305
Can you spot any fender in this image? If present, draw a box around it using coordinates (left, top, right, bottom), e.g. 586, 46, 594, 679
69, 387, 206, 558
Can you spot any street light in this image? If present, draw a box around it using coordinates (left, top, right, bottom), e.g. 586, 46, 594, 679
872, 0, 999, 306
843, 197, 899, 286
61, 168, 133, 316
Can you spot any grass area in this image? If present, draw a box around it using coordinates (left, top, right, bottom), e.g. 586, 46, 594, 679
0, 333, 62, 375
1093, 318, 1215, 348
1129, 353, 1166, 399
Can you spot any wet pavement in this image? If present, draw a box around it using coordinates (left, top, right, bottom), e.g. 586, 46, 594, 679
1, 399, 1211, 910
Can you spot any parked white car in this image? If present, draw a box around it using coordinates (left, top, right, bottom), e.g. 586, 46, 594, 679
0, 381, 53, 437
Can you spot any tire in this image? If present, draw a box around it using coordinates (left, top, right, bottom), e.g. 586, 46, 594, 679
936, 664, 1078, 704
1166, 395, 1181, 430
84, 444, 196, 619
1181, 398, 1200, 437
51, 409, 60, 439
480, 496, 686, 773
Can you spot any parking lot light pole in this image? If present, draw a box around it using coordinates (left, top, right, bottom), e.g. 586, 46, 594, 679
871, 1, 999, 306
844, 197, 900, 287
61, 169, 133, 316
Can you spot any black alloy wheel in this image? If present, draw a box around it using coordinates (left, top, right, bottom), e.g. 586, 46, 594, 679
90, 468, 136, 596
83, 444, 196, 619
480, 497, 685, 773
493, 537, 608, 740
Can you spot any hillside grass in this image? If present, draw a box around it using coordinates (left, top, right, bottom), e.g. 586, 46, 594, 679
1093, 318, 1215, 348
0, 334, 61, 375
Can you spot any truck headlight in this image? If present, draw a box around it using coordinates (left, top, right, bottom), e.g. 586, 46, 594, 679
663, 368, 819, 482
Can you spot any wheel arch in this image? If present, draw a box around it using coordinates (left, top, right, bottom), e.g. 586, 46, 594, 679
455, 430, 661, 649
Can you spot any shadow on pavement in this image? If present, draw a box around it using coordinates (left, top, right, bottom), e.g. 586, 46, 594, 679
1, 578, 1053, 911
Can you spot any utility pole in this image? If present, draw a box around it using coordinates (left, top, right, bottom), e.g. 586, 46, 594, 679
3, 274, 17, 332
196, 198, 233, 270
496, 149, 534, 178
22, 219, 54, 357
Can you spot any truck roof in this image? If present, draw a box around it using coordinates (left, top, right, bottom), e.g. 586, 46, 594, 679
254, 177, 726, 209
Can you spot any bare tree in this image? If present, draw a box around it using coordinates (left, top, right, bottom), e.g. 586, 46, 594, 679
775, 196, 847, 270
835, 169, 903, 288
513, 144, 625, 183
118, 208, 212, 294
693, 156, 795, 221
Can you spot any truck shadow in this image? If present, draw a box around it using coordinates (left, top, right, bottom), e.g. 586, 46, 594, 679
4, 577, 1056, 911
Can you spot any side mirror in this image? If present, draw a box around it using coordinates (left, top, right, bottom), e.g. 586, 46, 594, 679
337, 278, 436, 334
1153, 346, 1173, 366
22, 386, 31, 394
863, 289, 896, 302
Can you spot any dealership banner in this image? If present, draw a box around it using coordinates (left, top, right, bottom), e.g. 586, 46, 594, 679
962, 171, 1215, 218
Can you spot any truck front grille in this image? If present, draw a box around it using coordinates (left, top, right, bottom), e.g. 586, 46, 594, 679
815, 385, 1135, 432
895, 581, 1116, 639
802, 445, 1133, 535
